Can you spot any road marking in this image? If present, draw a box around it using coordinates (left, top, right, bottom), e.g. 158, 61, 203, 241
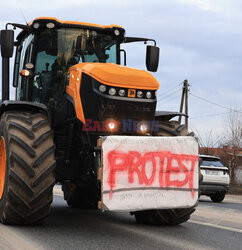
189, 219, 242, 233
93, 216, 206, 250
0, 225, 43, 250
53, 185, 242, 235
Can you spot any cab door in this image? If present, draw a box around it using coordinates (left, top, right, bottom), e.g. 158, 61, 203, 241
14, 34, 35, 101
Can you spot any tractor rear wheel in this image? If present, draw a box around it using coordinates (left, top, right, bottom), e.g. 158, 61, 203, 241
133, 120, 198, 225
0, 111, 55, 225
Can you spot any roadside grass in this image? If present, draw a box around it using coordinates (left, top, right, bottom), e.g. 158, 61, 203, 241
228, 185, 242, 195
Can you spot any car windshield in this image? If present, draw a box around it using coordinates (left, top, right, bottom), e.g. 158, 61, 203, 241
201, 159, 225, 168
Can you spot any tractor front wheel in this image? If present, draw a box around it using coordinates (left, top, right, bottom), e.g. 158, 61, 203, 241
0, 111, 55, 225
134, 208, 195, 225
133, 120, 197, 225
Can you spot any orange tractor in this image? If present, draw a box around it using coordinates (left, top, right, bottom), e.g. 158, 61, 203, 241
0, 17, 199, 225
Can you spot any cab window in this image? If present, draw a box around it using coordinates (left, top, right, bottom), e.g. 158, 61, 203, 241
16, 34, 35, 101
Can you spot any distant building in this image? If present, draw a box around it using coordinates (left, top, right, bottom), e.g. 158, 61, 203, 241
233, 154, 242, 185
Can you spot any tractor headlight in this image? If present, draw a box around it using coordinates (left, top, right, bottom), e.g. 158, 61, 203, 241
109, 88, 116, 96
119, 89, 125, 96
138, 123, 148, 133
137, 91, 143, 98
99, 85, 106, 93
96, 81, 156, 100
33, 22, 40, 29
46, 22, 55, 29
114, 29, 120, 36
146, 91, 152, 99
108, 121, 116, 130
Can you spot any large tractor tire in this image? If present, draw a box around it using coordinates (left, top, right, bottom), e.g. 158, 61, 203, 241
134, 207, 195, 225
133, 120, 198, 225
0, 111, 55, 225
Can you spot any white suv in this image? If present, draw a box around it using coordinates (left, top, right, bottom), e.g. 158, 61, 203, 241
200, 155, 230, 202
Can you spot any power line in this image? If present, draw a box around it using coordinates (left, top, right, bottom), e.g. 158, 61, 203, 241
157, 87, 182, 102
159, 93, 181, 103
189, 111, 230, 119
190, 93, 242, 112
157, 82, 181, 98
158, 87, 181, 100
158, 93, 181, 106
157, 82, 182, 99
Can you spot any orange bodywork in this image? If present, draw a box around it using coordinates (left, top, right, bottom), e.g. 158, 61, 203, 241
0, 137, 6, 199
29, 17, 123, 30
66, 63, 159, 123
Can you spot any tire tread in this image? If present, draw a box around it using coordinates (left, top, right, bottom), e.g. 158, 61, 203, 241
0, 111, 55, 225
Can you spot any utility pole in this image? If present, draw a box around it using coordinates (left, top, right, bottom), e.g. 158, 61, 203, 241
178, 79, 189, 129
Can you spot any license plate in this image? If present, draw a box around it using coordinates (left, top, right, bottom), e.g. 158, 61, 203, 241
206, 170, 220, 175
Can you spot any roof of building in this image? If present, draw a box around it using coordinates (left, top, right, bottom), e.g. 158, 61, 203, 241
199, 154, 220, 160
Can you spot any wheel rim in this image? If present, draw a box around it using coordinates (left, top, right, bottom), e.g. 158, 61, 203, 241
0, 137, 6, 199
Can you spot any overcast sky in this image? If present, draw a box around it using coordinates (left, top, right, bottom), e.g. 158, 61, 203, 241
0, 0, 241, 144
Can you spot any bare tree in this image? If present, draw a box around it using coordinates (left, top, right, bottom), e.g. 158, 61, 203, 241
221, 110, 242, 184
197, 129, 221, 155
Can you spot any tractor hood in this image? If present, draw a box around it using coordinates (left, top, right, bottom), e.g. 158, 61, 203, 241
70, 63, 159, 90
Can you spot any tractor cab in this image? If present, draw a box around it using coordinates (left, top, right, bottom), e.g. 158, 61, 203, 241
2, 17, 159, 112
13, 18, 125, 109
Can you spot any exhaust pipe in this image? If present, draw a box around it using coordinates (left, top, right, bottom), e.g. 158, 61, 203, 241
2, 57, 10, 101
0, 29, 14, 101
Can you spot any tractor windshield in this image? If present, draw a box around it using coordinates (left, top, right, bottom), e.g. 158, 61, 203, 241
33, 28, 117, 106
35, 28, 117, 73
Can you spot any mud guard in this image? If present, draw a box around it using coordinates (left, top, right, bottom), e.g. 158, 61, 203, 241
155, 111, 187, 121
0, 100, 49, 118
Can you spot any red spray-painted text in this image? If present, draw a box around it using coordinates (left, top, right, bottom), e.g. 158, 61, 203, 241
107, 150, 198, 198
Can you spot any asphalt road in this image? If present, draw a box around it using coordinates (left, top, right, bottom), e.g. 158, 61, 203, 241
1, 186, 242, 250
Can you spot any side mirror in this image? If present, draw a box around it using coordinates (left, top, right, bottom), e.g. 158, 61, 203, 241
146, 45, 159, 72
0, 30, 14, 58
